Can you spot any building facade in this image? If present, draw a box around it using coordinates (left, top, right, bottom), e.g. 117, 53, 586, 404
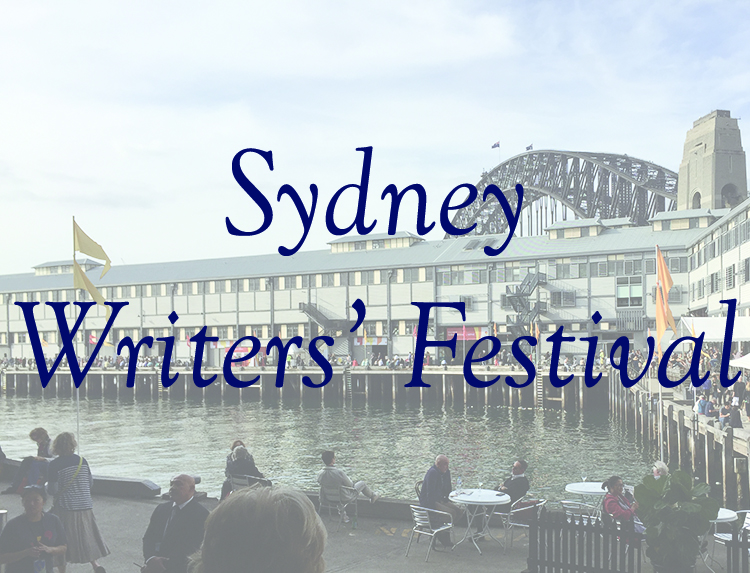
1, 112, 749, 365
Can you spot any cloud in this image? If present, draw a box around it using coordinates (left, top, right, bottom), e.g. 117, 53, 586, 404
0, 1, 749, 273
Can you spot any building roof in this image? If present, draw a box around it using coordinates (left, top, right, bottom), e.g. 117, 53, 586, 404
600, 217, 635, 227
0, 224, 706, 293
546, 218, 601, 230
33, 258, 103, 268
649, 208, 727, 221
327, 231, 422, 244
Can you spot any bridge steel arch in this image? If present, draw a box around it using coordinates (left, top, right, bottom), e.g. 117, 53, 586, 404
446, 150, 678, 238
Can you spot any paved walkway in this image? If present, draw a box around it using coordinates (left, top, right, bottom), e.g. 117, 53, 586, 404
0, 494, 731, 573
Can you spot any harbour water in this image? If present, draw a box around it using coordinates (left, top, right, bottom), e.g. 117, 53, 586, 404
0, 396, 655, 499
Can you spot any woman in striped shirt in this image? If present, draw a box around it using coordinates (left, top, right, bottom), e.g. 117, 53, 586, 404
47, 432, 109, 573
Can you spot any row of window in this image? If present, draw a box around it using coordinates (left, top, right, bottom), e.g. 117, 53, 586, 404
691, 219, 750, 269
0, 254, 702, 307
691, 258, 750, 301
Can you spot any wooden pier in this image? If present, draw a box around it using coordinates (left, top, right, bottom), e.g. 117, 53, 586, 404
0, 366, 609, 411
610, 373, 750, 510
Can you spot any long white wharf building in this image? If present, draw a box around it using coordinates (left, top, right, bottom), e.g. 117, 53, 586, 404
2, 111, 749, 364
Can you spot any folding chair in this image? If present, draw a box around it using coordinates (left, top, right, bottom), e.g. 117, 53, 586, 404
228, 474, 272, 494
602, 508, 646, 565
318, 485, 358, 532
712, 509, 750, 565
494, 497, 547, 549
561, 500, 600, 524
405, 505, 454, 562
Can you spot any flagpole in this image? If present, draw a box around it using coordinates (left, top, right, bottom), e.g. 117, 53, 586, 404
655, 245, 664, 462
73, 216, 81, 455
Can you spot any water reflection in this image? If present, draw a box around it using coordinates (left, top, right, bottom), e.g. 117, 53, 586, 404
0, 397, 655, 498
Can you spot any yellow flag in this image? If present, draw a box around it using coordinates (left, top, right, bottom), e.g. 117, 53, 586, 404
73, 221, 111, 278
655, 246, 677, 354
73, 261, 110, 317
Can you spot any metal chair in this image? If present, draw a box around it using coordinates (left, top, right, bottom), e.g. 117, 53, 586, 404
711, 509, 750, 565
318, 485, 358, 532
494, 497, 547, 549
405, 505, 454, 562
561, 500, 601, 524
415, 480, 423, 499
601, 508, 646, 565
228, 474, 272, 493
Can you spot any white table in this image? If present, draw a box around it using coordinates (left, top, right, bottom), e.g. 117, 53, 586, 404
565, 482, 607, 496
712, 508, 738, 523
449, 489, 511, 554
565, 482, 608, 508
702, 507, 738, 573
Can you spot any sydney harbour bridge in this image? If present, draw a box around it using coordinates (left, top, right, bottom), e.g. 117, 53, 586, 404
447, 150, 678, 238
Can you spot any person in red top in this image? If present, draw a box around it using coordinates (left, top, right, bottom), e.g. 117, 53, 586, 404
601, 476, 645, 534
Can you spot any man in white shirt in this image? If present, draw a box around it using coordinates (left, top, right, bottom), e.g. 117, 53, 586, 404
317, 451, 379, 522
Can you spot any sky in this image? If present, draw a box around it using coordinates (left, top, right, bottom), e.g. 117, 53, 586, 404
1, 0, 750, 274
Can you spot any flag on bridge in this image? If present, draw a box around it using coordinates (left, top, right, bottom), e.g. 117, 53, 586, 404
491, 141, 500, 149
526, 144, 533, 151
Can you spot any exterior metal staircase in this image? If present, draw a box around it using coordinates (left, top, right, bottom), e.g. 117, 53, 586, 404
505, 272, 547, 337
298, 302, 350, 333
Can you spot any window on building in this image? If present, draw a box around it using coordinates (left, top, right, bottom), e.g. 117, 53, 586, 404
668, 288, 682, 304
437, 269, 451, 286
372, 239, 385, 249
697, 279, 705, 299
505, 263, 520, 282
321, 273, 335, 287
709, 271, 722, 294
459, 295, 473, 312
425, 267, 434, 281
403, 268, 418, 282
354, 241, 367, 250
726, 265, 736, 289
556, 264, 571, 279
551, 291, 576, 308
491, 267, 506, 282
616, 276, 643, 307
669, 257, 688, 273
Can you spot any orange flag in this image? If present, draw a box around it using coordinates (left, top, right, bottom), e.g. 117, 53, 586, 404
655, 246, 677, 354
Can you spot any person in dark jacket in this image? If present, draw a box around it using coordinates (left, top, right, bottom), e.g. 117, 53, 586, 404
497, 459, 530, 504
142, 474, 209, 573
730, 405, 744, 429
220, 446, 266, 500
419, 455, 461, 547
2, 428, 53, 495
